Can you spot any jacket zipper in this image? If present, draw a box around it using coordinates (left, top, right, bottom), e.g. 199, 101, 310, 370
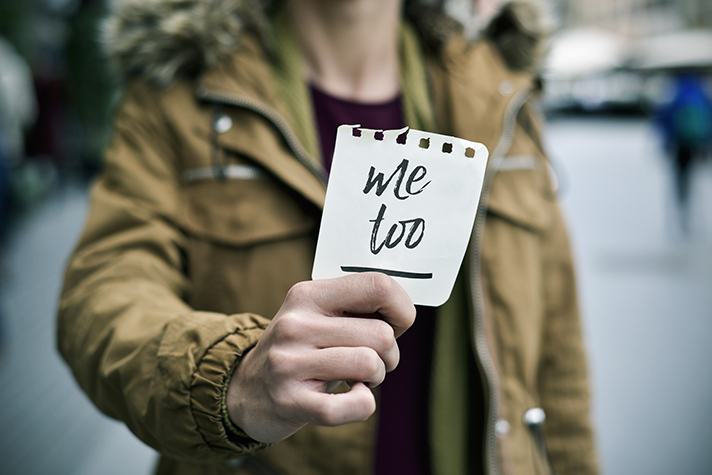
469, 87, 534, 475
195, 85, 329, 187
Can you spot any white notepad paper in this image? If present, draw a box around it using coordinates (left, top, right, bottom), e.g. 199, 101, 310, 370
312, 125, 489, 306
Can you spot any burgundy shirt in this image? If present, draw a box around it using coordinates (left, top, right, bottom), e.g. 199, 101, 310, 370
311, 84, 435, 475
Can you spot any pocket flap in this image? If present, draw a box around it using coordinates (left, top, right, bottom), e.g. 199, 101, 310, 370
180, 174, 317, 246
485, 156, 554, 232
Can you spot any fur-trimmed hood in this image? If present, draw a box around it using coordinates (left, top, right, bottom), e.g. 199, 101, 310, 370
102, 0, 549, 88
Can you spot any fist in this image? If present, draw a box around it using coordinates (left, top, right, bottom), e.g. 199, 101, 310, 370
226, 272, 416, 443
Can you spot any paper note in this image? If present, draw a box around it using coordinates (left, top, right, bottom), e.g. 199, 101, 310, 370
312, 126, 489, 306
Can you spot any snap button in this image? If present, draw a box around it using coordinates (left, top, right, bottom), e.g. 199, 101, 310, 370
498, 80, 514, 96
523, 407, 546, 426
495, 418, 511, 437
214, 114, 233, 134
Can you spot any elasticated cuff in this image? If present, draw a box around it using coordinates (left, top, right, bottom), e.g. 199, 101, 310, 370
221, 349, 256, 441
189, 313, 271, 456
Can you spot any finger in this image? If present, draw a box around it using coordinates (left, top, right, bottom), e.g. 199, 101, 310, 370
272, 312, 400, 371
312, 317, 400, 372
297, 347, 387, 387
289, 273, 416, 337
297, 382, 376, 427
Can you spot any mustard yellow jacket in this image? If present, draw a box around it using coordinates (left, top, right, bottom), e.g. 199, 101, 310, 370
58, 2, 598, 474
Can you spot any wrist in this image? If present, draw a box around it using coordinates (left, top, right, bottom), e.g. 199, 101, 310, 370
222, 349, 255, 441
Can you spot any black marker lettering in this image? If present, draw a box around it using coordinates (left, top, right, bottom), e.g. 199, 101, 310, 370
369, 204, 426, 255
363, 159, 430, 200
405, 165, 430, 196
363, 159, 408, 198
403, 218, 425, 248
369, 203, 387, 254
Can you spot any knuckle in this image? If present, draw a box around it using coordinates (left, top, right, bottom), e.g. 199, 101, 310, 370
371, 319, 395, 351
271, 313, 304, 342
350, 390, 377, 422
313, 388, 376, 426
285, 281, 312, 304
357, 348, 382, 376
314, 399, 341, 426
390, 344, 401, 370
360, 394, 377, 420
407, 304, 417, 324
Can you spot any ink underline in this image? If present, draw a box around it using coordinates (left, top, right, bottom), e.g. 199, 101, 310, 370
340, 266, 433, 279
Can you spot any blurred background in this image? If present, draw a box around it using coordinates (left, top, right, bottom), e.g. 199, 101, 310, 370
0, 0, 711, 473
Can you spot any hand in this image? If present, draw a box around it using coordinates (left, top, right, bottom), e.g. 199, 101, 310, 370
226, 272, 416, 443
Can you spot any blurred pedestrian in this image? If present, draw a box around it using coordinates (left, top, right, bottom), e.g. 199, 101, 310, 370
656, 74, 712, 233
65, 0, 113, 172
0, 35, 37, 356
0, 35, 37, 224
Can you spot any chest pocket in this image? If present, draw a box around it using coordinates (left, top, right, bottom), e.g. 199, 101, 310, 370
179, 163, 317, 247
485, 154, 555, 232
177, 163, 319, 316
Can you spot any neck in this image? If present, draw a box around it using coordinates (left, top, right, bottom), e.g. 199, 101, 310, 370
286, 0, 402, 103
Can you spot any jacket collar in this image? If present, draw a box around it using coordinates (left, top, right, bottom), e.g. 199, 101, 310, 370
193, 31, 535, 210
423, 36, 534, 155
194, 36, 327, 208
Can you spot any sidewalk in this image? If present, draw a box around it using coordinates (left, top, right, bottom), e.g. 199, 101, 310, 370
0, 177, 157, 475
548, 115, 712, 475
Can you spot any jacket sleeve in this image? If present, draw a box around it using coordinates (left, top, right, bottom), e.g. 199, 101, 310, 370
531, 107, 599, 474
57, 81, 271, 461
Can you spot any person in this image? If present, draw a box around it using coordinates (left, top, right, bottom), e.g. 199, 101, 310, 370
58, 0, 599, 474
656, 73, 712, 233
0, 35, 37, 224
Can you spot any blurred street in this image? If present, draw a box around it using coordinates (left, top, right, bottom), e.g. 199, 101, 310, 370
0, 176, 157, 475
0, 114, 711, 474
547, 114, 712, 475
